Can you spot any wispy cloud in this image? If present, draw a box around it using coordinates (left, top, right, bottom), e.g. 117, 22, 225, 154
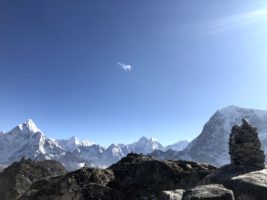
203, 8, 267, 36
118, 62, 132, 71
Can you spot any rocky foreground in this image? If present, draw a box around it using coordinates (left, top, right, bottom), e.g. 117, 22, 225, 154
0, 153, 266, 200
0, 158, 67, 200
0, 153, 214, 200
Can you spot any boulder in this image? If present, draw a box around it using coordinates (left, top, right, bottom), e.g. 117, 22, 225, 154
182, 184, 234, 200
108, 153, 216, 198
202, 164, 267, 200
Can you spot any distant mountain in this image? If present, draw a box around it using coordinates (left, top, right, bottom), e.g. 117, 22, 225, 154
151, 106, 267, 166
0, 119, 184, 170
5, 105, 263, 170
55, 136, 94, 152
0, 119, 64, 165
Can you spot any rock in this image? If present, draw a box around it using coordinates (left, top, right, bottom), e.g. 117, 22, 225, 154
108, 153, 216, 198
161, 189, 185, 200
0, 164, 5, 172
229, 168, 267, 200
19, 167, 114, 200
182, 184, 235, 200
229, 119, 265, 169
202, 164, 267, 200
0, 158, 67, 200
199, 120, 267, 200
19, 153, 216, 200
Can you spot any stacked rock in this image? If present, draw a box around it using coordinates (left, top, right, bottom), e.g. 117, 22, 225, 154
229, 119, 265, 169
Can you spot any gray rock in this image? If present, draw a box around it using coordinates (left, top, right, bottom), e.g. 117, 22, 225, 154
19, 153, 216, 200
20, 167, 114, 200
182, 184, 235, 200
202, 165, 267, 200
161, 189, 185, 200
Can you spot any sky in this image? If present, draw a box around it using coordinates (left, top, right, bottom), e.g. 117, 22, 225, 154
1, 0, 267, 147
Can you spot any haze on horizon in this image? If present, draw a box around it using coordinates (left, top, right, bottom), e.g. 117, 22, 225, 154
1, 0, 267, 146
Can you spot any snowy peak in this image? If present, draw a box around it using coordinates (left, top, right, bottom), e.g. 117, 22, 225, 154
182, 105, 267, 166
136, 136, 160, 145
24, 119, 40, 132
138, 136, 157, 143
68, 136, 80, 145
10, 119, 41, 135
216, 105, 267, 119
55, 136, 94, 152
128, 136, 163, 154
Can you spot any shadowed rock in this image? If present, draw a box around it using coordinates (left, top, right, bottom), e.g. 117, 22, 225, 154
0, 158, 67, 200
19, 153, 216, 200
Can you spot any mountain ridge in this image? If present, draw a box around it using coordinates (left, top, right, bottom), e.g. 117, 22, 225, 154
3, 105, 267, 169
0, 119, 188, 170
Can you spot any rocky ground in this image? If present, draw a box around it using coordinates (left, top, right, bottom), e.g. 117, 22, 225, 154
1, 153, 215, 200
0, 150, 266, 199
201, 164, 267, 200
0, 158, 67, 200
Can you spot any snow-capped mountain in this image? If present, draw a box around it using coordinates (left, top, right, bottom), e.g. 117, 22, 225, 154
151, 106, 267, 166
126, 136, 163, 154
0, 119, 180, 170
55, 136, 94, 152
0, 119, 64, 164
4, 106, 264, 170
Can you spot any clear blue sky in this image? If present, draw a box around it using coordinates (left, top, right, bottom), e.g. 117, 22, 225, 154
1, 0, 267, 146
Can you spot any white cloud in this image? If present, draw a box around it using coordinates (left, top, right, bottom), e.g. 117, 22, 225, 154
203, 8, 267, 36
118, 62, 132, 71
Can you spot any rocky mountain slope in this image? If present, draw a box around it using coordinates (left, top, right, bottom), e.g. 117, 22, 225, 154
163, 140, 189, 151
0, 158, 66, 200
0, 119, 187, 170
16, 154, 267, 200
151, 105, 267, 166
19, 153, 216, 200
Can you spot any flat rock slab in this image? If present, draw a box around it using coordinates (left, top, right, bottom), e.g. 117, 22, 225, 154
182, 184, 235, 200
229, 169, 267, 200
202, 165, 267, 200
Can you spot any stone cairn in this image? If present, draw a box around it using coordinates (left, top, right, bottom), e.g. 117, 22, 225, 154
229, 119, 265, 169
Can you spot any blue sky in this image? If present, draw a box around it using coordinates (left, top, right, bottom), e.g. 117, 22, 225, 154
1, 0, 267, 146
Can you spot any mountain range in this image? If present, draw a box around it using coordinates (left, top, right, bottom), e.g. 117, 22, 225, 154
0, 119, 188, 170
1, 105, 267, 170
